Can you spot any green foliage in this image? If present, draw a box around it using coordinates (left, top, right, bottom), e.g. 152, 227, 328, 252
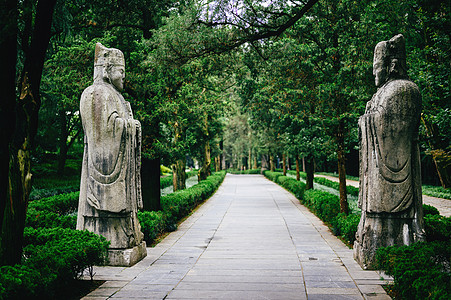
423, 204, 441, 216
160, 165, 172, 175
137, 211, 166, 245
376, 241, 450, 300
227, 169, 261, 174
313, 176, 359, 197
333, 213, 360, 244
160, 170, 198, 189
263, 171, 283, 183
422, 185, 451, 200
424, 215, 451, 242
303, 189, 340, 224
160, 176, 173, 189
263, 170, 306, 201
26, 192, 79, 229
0, 265, 41, 300
0, 228, 109, 299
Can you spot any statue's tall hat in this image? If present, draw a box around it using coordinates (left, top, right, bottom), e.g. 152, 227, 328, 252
94, 43, 124, 67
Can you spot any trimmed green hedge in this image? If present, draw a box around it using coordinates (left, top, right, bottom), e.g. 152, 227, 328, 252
376, 241, 450, 300
227, 169, 261, 174
0, 228, 109, 299
313, 176, 359, 197
139, 171, 226, 245
26, 192, 79, 229
263, 171, 306, 200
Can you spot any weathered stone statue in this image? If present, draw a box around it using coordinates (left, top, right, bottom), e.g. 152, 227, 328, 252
354, 34, 425, 269
77, 43, 146, 266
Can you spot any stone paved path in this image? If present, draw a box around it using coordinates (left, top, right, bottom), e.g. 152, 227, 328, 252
83, 175, 391, 300
315, 174, 451, 217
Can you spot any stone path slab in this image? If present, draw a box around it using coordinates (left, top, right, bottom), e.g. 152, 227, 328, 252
82, 174, 391, 299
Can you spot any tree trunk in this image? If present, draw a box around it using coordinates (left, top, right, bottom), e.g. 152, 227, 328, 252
253, 156, 258, 169
57, 110, 68, 175
305, 154, 314, 190
215, 156, 220, 172
199, 142, 211, 181
248, 148, 252, 170
0, 0, 18, 235
295, 155, 300, 181
141, 157, 161, 211
282, 153, 287, 176
172, 158, 186, 191
269, 154, 275, 171
0, 0, 57, 266
422, 116, 451, 188
337, 120, 349, 214
261, 154, 269, 170
302, 156, 306, 172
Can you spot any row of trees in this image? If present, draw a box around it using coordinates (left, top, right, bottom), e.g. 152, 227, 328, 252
1, 0, 449, 266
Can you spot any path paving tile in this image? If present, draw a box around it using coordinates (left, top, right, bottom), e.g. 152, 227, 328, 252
82, 174, 391, 299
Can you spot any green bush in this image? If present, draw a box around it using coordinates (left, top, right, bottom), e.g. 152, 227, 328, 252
0, 265, 42, 299
0, 228, 109, 299
422, 185, 451, 200
313, 176, 359, 197
423, 204, 440, 216
263, 171, 306, 200
137, 211, 166, 245
227, 169, 261, 174
424, 215, 451, 242
23, 228, 109, 280
263, 170, 283, 183
376, 241, 450, 300
25, 192, 79, 229
333, 213, 360, 244
304, 189, 340, 223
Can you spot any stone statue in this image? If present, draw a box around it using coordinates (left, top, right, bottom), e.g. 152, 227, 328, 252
354, 34, 425, 269
77, 43, 146, 266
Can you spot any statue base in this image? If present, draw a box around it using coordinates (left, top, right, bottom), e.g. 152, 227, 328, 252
108, 241, 147, 266
353, 211, 425, 269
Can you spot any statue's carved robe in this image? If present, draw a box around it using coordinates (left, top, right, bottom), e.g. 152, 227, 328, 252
77, 82, 143, 249
354, 79, 425, 269
359, 79, 422, 215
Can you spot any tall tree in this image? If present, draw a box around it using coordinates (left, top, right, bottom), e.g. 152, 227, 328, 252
0, 0, 57, 266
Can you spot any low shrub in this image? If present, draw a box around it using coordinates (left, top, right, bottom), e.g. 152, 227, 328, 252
227, 169, 261, 174
422, 185, 451, 200
313, 176, 359, 197
137, 211, 166, 245
0, 228, 109, 299
25, 192, 79, 229
423, 204, 440, 216
376, 241, 450, 300
304, 189, 340, 223
333, 213, 360, 244
263, 171, 283, 183
424, 215, 451, 242
263, 171, 306, 200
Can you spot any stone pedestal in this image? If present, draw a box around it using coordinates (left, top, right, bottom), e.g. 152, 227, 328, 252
108, 242, 147, 267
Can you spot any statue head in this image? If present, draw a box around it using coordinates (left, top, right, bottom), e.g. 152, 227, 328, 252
94, 43, 125, 91
373, 34, 408, 87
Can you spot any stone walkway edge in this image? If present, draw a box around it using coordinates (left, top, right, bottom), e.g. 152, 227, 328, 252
82, 174, 392, 300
